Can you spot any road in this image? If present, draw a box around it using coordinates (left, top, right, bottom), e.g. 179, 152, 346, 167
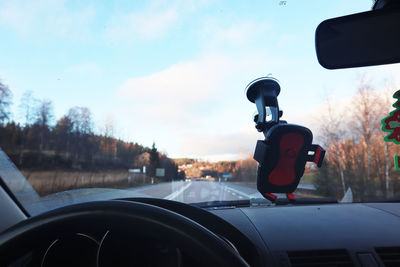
26, 180, 317, 214
130, 180, 317, 203
131, 180, 263, 203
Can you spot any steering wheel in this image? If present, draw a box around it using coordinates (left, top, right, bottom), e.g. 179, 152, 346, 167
0, 200, 249, 266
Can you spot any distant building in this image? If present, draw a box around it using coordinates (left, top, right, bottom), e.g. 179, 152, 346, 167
178, 164, 193, 172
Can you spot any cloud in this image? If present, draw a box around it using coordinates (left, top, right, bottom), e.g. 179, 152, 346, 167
114, 36, 301, 158
110, 11, 298, 159
119, 55, 235, 103
116, 48, 282, 128
178, 125, 263, 158
0, 0, 95, 41
199, 18, 272, 52
104, 8, 178, 42
115, 55, 238, 142
103, 0, 210, 43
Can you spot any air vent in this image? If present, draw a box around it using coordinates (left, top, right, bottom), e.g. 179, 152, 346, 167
287, 249, 353, 267
375, 247, 400, 267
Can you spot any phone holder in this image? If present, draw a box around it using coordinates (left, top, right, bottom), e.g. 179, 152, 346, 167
246, 77, 325, 203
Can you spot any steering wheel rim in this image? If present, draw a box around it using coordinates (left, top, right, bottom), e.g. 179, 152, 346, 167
0, 200, 249, 266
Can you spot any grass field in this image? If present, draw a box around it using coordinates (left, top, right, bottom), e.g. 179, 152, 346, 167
22, 170, 161, 196
300, 172, 315, 184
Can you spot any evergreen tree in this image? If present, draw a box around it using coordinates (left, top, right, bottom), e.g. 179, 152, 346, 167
149, 142, 159, 177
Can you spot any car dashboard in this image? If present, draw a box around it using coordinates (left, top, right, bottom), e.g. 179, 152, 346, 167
121, 199, 400, 266
212, 202, 400, 266
1, 197, 400, 267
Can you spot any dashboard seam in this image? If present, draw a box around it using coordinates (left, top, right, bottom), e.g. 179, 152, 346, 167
238, 208, 275, 264
362, 203, 400, 219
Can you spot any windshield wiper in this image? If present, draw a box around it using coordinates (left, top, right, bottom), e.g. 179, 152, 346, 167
191, 199, 252, 209
248, 196, 337, 206
191, 197, 338, 209
274, 197, 338, 205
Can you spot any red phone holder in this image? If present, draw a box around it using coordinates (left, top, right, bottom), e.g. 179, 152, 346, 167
246, 77, 325, 203
253, 124, 325, 202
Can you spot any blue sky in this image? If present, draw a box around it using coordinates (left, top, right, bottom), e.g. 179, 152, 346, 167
0, 0, 398, 160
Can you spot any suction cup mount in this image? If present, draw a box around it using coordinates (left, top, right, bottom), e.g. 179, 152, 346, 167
246, 77, 282, 133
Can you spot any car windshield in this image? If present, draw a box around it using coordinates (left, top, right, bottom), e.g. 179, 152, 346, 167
0, 0, 398, 215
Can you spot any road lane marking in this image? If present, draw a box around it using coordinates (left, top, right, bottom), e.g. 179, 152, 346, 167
224, 185, 252, 199
164, 182, 192, 200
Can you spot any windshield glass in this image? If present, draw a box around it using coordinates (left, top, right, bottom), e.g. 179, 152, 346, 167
0, 0, 397, 215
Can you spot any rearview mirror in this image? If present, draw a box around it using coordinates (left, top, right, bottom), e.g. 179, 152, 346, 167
315, 9, 400, 69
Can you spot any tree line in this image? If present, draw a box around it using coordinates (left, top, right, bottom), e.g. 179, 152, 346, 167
314, 77, 400, 201
0, 79, 180, 180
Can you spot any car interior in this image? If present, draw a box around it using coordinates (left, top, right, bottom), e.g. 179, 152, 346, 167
1, 0, 400, 266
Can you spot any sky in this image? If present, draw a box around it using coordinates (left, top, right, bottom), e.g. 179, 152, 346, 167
0, 0, 399, 161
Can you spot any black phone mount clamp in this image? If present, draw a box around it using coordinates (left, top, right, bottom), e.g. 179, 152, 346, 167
246, 77, 325, 203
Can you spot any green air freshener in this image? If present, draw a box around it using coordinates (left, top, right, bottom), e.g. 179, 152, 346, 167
395, 155, 400, 171
381, 90, 400, 170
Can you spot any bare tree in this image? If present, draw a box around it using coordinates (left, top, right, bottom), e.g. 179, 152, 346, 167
0, 80, 12, 124
103, 115, 115, 138
378, 79, 398, 197
35, 99, 54, 127
54, 116, 74, 158
18, 90, 37, 126
103, 115, 117, 160
350, 76, 380, 199
66, 107, 94, 162
34, 99, 54, 151
318, 98, 347, 196
314, 78, 400, 201
16, 91, 37, 165
67, 106, 93, 134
